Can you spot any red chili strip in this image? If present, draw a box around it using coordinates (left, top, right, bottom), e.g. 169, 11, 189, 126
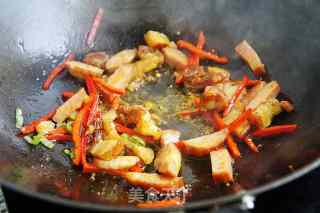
189, 31, 206, 66
86, 8, 104, 47
211, 111, 241, 158
228, 109, 252, 133
42, 53, 75, 90
20, 109, 56, 135
46, 134, 72, 142
251, 124, 298, 138
223, 75, 249, 117
62, 91, 75, 101
177, 40, 228, 64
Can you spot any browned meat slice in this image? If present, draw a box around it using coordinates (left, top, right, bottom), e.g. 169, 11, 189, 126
210, 148, 234, 183
246, 81, 280, 110
105, 49, 137, 71
235, 40, 265, 76
53, 88, 88, 124
162, 47, 188, 70
66, 61, 104, 79
154, 143, 182, 177
181, 129, 228, 157
83, 51, 109, 69
123, 172, 184, 191
94, 156, 140, 170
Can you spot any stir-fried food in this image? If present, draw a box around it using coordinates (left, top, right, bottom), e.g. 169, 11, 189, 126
16, 30, 297, 208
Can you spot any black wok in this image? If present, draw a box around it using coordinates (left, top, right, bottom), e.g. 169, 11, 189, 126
0, 0, 320, 212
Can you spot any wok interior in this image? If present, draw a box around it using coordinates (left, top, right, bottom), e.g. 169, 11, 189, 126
0, 0, 320, 208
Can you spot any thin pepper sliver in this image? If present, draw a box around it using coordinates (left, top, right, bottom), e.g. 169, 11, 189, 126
42, 53, 76, 90
211, 111, 241, 159
177, 40, 228, 64
20, 109, 57, 135
251, 124, 298, 138
223, 75, 249, 117
92, 77, 126, 95
189, 31, 206, 66
72, 100, 91, 166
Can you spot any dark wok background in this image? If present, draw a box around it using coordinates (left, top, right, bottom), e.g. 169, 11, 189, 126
0, 0, 320, 211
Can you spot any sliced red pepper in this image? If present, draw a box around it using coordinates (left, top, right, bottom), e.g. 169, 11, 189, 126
85, 76, 99, 125
223, 75, 249, 117
20, 108, 56, 135
226, 135, 241, 158
128, 162, 144, 172
115, 123, 156, 144
72, 100, 91, 166
95, 81, 119, 104
92, 77, 125, 95
85, 76, 97, 95
178, 109, 203, 118
189, 31, 206, 66
211, 111, 226, 129
81, 136, 98, 173
251, 124, 298, 138
47, 127, 68, 135
177, 40, 228, 64
246, 79, 261, 87
211, 111, 241, 158
62, 91, 75, 101
46, 134, 72, 142
237, 135, 259, 153
136, 198, 183, 208
42, 53, 76, 90
86, 8, 104, 47
174, 72, 184, 85
227, 109, 252, 133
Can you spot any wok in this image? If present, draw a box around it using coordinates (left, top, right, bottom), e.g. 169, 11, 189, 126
0, 0, 320, 212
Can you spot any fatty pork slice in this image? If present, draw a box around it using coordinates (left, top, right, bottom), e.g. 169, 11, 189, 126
181, 129, 228, 157
90, 139, 124, 160
154, 143, 182, 177
53, 88, 88, 124
203, 85, 228, 112
94, 156, 140, 170
160, 129, 181, 146
83, 51, 109, 69
123, 172, 184, 191
210, 148, 234, 183
124, 141, 155, 165
246, 81, 280, 110
106, 64, 136, 90
66, 61, 104, 79
162, 47, 188, 70
235, 40, 265, 76
251, 98, 282, 128
105, 49, 137, 71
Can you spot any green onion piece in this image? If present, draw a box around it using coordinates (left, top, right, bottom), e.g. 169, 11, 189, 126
41, 138, 55, 149
63, 149, 74, 159
129, 136, 146, 146
15, 108, 24, 129
23, 135, 33, 144
70, 111, 78, 121
29, 134, 42, 145
121, 133, 145, 146
66, 121, 73, 133
120, 133, 130, 141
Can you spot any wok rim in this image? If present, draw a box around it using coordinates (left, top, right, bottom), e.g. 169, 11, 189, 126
0, 157, 319, 212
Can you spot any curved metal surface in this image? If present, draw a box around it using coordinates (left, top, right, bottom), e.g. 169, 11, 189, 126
0, 0, 320, 211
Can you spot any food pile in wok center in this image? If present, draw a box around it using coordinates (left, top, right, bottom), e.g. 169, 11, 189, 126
16, 30, 297, 208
